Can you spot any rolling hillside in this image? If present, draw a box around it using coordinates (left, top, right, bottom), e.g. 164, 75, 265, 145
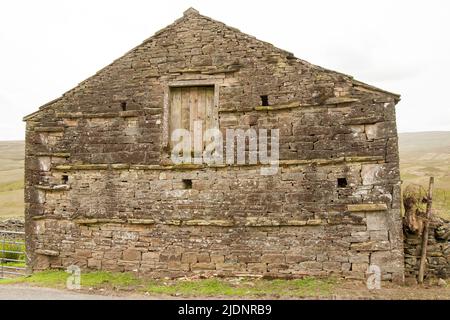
0, 141, 24, 218
399, 132, 450, 219
0, 132, 449, 219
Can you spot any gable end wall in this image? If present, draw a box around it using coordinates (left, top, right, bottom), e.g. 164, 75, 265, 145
24, 11, 404, 282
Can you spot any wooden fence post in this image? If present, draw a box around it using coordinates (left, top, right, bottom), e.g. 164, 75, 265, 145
418, 177, 434, 284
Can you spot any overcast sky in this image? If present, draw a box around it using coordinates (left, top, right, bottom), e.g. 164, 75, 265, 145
1, 0, 449, 140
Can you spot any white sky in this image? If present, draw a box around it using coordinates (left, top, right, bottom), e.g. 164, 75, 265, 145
1, 0, 449, 140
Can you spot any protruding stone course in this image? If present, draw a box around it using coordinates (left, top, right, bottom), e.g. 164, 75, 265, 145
23, 8, 403, 281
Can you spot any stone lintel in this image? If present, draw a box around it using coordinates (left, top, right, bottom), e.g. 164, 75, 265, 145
347, 203, 388, 212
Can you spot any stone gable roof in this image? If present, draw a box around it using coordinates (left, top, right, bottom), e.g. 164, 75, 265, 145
24, 7, 400, 121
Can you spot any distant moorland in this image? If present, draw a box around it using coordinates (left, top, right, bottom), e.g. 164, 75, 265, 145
0, 141, 24, 218
0, 131, 449, 220
399, 132, 450, 219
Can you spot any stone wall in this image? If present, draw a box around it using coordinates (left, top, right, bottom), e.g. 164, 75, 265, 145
404, 217, 450, 280
0, 219, 24, 233
24, 9, 404, 281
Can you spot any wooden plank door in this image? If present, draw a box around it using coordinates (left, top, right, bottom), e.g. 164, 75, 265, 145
170, 86, 214, 151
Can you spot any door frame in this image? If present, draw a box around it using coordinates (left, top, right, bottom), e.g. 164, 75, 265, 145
162, 80, 221, 152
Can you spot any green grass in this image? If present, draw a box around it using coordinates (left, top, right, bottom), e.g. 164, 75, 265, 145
2, 261, 26, 268
0, 270, 336, 297
434, 188, 450, 220
0, 271, 140, 288
0, 242, 25, 262
145, 277, 336, 297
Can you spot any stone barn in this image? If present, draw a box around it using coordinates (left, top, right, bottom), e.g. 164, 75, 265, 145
23, 8, 404, 281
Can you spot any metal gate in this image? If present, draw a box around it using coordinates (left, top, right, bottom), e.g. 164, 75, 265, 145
0, 230, 28, 279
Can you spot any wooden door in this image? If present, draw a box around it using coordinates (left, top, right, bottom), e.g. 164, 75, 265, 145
169, 86, 215, 151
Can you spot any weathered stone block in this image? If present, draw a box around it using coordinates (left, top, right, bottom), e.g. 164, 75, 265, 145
351, 263, 369, 273
366, 213, 389, 231
87, 258, 102, 269
197, 253, 211, 263
261, 254, 285, 264
142, 251, 159, 262
122, 249, 142, 261
247, 263, 268, 273
191, 263, 216, 271
181, 252, 198, 264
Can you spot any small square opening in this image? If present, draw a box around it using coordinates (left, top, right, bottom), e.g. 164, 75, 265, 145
62, 175, 69, 184
121, 101, 127, 111
182, 179, 192, 189
260, 95, 269, 106
337, 178, 348, 188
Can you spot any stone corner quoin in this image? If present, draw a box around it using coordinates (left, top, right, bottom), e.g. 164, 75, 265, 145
23, 8, 404, 282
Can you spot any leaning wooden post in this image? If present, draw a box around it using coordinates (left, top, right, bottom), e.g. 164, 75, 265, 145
418, 177, 434, 284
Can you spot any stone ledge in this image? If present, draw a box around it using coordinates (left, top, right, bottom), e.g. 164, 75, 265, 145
347, 203, 388, 212
55, 110, 140, 119
244, 218, 323, 227
253, 97, 359, 112
254, 101, 316, 111
184, 219, 234, 227
74, 218, 127, 225
33, 152, 71, 158
55, 164, 109, 171
128, 219, 156, 225
34, 217, 328, 227
33, 127, 65, 132
53, 156, 384, 171
35, 184, 70, 191
35, 249, 59, 257
324, 97, 360, 105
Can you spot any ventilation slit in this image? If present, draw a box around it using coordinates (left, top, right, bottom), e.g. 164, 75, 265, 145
260, 95, 269, 106
182, 179, 192, 189
337, 178, 348, 188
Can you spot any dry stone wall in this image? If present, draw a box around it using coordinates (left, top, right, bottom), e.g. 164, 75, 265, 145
404, 217, 450, 280
24, 9, 404, 281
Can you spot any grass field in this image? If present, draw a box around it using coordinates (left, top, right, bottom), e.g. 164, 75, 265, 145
0, 271, 336, 298
0, 132, 449, 220
0, 141, 24, 219
399, 132, 450, 220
